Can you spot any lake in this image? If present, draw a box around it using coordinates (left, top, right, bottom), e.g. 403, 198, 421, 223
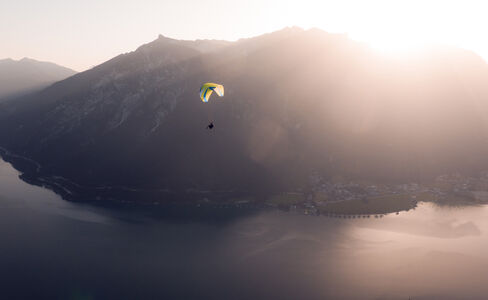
1, 158, 487, 300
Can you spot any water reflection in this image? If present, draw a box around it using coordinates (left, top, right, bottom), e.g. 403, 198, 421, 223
0, 159, 114, 225
1, 158, 488, 299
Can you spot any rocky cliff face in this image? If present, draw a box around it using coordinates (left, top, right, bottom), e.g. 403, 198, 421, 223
1, 28, 488, 201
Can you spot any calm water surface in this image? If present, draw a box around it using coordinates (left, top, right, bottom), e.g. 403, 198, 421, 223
1, 158, 487, 300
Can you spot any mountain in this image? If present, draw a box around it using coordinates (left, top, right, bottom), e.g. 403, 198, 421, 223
1, 28, 488, 202
0, 57, 76, 101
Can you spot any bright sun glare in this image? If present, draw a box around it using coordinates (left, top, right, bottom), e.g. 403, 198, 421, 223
291, 0, 488, 58
347, 1, 442, 54
2, 0, 488, 70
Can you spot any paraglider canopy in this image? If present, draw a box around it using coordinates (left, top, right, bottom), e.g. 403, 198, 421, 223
200, 83, 224, 102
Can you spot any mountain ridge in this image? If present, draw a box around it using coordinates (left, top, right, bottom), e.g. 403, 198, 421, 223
1, 28, 488, 202
0, 57, 77, 101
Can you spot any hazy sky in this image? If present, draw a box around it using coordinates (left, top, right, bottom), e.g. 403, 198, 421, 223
2, 0, 488, 71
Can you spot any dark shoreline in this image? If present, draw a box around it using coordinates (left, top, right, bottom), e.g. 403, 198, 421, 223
3, 145, 483, 217
0, 146, 244, 205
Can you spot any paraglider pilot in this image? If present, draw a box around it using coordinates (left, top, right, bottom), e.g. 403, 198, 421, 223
200, 83, 223, 130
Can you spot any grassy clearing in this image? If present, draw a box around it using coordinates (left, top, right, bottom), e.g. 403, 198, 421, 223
318, 194, 417, 215
266, 193, 305, 206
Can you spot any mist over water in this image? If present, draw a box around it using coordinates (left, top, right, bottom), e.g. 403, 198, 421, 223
1, 158, 488, 300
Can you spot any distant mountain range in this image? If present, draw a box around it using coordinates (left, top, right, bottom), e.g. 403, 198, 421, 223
1, 28, 488, 202
0, 57, 76, 101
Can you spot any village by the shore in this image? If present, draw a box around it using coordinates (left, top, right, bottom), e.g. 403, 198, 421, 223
213, 171, 488, 217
